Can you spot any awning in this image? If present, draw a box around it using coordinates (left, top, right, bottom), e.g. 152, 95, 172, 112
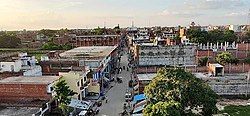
78, 110, 87, 116
133, 83, 139, 90
131, 114, 143, 116
132, 94, 146, 103
68, 99, 93, 110
103, 77, 110, 82
133, 104, 145, 114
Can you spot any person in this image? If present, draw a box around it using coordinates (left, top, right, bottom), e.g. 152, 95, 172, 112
105, 96, 108, 103
119, 67, 122, 72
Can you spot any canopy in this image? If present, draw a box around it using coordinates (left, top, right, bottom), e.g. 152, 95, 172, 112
132, 94, 146, 103
133, 104, 145, 114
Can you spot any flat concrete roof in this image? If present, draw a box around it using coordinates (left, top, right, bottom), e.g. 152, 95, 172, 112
137, 73, 157, 81
59, 46, 117, 59
0, 76, 60, 84
210, 63, 223, 68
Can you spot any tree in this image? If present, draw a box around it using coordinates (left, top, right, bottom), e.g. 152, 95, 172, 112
144, 101, 181, 116
198, 57, 208, 66
244, 58, 250, 64
0, 32, 21, 48
144, 68, 218, 116
93, 26, 105, 35
215, 52, 236, 65
54, 79, 77, 115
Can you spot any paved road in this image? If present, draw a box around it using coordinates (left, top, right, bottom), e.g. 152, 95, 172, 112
97, 51, 131, 116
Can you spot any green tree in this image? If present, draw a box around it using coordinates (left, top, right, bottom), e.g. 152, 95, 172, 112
0, 32, 20, 48
244, 58, 250, 64
215, 52, 236, 65
54, 79, 77, 115
144, 68, 218, 116
198, 57, 208, 66
144, 101, 181, 116
39, 29, 57, 37
93, 26, 105, 35
223, 30, 237, 43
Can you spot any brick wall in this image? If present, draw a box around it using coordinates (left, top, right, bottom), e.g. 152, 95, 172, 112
0, 83, 51, 103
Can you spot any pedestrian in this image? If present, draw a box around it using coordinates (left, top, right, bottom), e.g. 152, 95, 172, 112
105, 96, 108, 103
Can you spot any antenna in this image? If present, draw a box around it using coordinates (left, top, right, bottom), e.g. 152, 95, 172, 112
132, 21, 134, 27
248, 9, 250, 25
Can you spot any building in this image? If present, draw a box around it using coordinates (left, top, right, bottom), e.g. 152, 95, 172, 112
229, 25, 241, 33
0, 76, 60, 105
60, 71, 90, 101
70, 35, 120, 47
40, 46, 118, 96
133, 44, 196, 74
194, 73, 250, 96
40, 59, 82, 75
135, 73, 156, 94
59, 46, 118, 76
0, 52, 42, 77
208, 63, 224, 76
0, 59, 22, 72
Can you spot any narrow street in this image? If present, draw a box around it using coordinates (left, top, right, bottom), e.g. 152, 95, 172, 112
97, 50, 131, 116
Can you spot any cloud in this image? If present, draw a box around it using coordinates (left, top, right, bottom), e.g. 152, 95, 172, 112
159, 10, 203, 18
225, 12, 247, 17
185, 0, 245, 10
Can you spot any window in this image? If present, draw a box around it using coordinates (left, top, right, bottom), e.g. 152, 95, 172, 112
77, 81, 80, 86
81, 79, 83, 86
50, 87, 53, 91
78, 94, 80, 100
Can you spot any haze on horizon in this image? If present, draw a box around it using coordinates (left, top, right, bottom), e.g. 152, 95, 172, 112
0, 0, 249, 30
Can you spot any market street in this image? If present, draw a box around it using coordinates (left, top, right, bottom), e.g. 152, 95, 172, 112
97, 50, 131, 116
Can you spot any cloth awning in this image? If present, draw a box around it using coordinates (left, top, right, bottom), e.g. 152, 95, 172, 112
103, 77, 110, 82
133, 83, 139, 90
132, 94, 146, 103
133, 104, 145, 114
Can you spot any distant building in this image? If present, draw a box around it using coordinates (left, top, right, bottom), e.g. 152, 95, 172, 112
229, 25, 241, 33
0, 59, 22, 72
70, 35, 120, 47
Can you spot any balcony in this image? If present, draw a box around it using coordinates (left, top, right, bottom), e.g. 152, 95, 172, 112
80, 80, 90, 90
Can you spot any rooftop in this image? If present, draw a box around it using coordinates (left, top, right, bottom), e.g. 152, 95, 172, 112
0, 76, 60, 84
210, 63, 224, 68
59, 46, 117, 59
76, 35, 119, 38
137, 73, 157, 81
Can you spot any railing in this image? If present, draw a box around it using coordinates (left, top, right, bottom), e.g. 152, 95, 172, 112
32, 103, 49, 116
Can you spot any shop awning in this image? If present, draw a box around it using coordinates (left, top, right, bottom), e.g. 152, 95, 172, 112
133, 83, 139, 90
132, 94, 146, 103
133, 104, 145, 114
104, 77, 110, 82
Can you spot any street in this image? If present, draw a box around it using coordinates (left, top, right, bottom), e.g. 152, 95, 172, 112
97, 50, 131, 116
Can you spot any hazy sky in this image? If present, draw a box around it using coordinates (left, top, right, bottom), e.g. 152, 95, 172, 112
0, 0, 249, 30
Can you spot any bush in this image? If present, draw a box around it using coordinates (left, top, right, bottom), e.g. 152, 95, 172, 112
198, 57, 208, 66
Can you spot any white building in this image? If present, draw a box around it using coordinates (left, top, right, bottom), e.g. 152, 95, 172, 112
229, 25, 241, 32
162, 31, 177, 39
0, 60, 22, 72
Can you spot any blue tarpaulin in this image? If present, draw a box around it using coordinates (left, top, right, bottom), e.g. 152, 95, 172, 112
132, 94, 146, 103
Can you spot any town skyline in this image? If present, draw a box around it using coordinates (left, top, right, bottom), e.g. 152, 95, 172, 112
0, 0, 250, 30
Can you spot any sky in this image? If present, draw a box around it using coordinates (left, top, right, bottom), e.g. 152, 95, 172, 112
0, 0, 249, 30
